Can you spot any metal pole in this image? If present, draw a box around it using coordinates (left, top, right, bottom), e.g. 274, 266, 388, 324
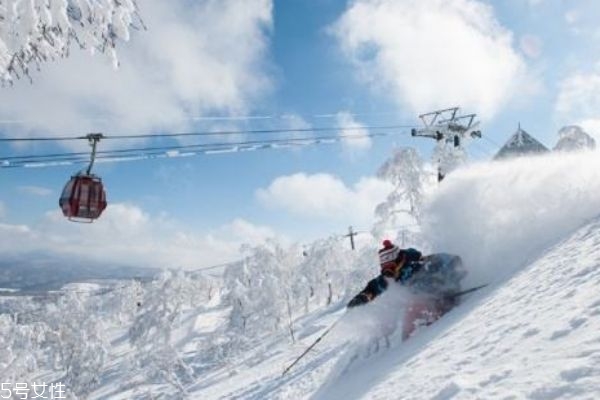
282, 319, 340, 376
85, 133, 103, 175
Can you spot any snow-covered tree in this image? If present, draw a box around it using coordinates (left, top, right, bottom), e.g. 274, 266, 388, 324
43, 292, 108, 397
222, 241, 300, 346
372, 147, 427, 241
0, 291, 114, 398
294, 237, 360, 310
434, 135, 470, 180
553, 125, 596, 152
128, 271, 195, 394
99, 278, 145, 324
0, 0, 144, 83
0, 313, 46, 385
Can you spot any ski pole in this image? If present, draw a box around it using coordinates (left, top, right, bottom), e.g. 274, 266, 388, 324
450, 283, 488, 299
282, 318, 341, 376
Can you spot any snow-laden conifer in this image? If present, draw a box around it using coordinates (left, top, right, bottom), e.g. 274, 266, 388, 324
0, 0, 143, 83
372, 147, 427, 241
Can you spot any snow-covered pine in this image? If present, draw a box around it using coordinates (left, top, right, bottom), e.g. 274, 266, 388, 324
0, 0, 144, 83
372, 147, 427, 241
295, 237, 371, 310
42, 291, 109, 397
434, 134, 468, 179
221, 241, 300, 353
128, 271, 196, 395
553, 125, 596, 152
0, 313, 46, 388
202, 237, 375, 365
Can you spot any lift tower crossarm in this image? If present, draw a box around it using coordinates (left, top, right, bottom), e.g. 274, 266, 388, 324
410, 107, 483, 182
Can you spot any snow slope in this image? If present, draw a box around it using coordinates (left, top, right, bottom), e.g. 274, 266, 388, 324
6, 149, 600, 399
178, 212, 600, 400
316, 215, 600, 400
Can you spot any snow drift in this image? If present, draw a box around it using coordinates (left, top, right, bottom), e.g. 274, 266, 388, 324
423, 149, 600, 287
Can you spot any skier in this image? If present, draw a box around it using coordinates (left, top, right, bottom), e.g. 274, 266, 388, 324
347, 240, 467, 340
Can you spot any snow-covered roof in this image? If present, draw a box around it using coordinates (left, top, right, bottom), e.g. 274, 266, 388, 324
494, 126, 549, 160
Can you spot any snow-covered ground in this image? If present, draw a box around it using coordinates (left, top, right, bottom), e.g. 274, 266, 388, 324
3, 149, 600, 399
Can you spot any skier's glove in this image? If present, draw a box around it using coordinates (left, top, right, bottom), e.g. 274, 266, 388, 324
347, 293, 369, 308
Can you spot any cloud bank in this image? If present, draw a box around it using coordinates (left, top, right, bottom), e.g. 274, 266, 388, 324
0, 0, 273, 147
554, 62, 600, 143
256, 172, 392, 226
336, 112, 372, 153
331, 0, 532, 118
0, 203, 279, 270
555, 67, 600, 142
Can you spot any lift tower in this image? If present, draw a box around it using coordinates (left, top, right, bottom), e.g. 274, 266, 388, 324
411, 107, 482, 181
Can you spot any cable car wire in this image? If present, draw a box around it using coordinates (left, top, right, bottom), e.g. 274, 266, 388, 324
2, 132, 391, 162
482, 134, 502, 149
469, 140, 495, 158
2, 132, 388, 161
0, 124, 417, 142
1, 131, 405, 169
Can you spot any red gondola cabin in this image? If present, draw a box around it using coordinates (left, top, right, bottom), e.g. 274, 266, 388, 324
59, 174, 107, 222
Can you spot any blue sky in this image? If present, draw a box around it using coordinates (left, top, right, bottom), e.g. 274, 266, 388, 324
1, 0, 599, 269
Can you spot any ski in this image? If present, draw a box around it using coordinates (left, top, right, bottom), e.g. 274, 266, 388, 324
449, 283, 489, 299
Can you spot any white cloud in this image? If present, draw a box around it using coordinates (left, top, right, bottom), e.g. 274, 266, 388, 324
256, 173, 392, 225
214, 218, 284, 249
280, 113, 311, 131
336, 112, 372, 152
278, 113, 313, 142
18, 186, 53, 196
0, 203, 278, 269
0, 0, 273, 148
555, 68, 600, 127
578, 119, 600, 143
331, 0, 533, 118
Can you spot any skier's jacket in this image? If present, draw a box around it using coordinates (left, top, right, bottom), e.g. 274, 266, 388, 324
347, 249, 467, 308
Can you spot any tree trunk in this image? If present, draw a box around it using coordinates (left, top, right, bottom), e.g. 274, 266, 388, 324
286, 294, 295, 343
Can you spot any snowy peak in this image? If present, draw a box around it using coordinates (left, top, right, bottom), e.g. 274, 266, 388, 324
553, 125, 596, 152
494, 126, 549, 160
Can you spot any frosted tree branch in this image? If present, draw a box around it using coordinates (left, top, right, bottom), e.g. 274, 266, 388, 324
0, 0, 144, 84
